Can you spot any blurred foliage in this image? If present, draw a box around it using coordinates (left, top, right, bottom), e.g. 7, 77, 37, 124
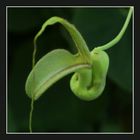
8, 7, 132, 132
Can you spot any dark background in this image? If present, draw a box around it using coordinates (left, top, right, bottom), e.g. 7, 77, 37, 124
8, 7, 133, 133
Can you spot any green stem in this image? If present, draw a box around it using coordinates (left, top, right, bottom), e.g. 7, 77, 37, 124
96, 7, 133, 51
32, 44, 37, 68
29, 98, 34, 132
33, 17, 92, 64
28, 41, 37, 132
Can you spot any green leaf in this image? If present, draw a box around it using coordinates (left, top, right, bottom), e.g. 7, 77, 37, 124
25, 49, 90, 100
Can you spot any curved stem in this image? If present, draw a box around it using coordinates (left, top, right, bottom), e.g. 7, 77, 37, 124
96, 7, 133, 51
29, 98, 34, 132
32, 44, 37, 68
33, 17, 92, 64
29, 41, 36, 132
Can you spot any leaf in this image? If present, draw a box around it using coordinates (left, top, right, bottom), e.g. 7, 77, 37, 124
25, 49, 90, 100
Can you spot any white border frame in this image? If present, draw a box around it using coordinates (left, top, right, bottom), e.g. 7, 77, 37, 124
6, 6, 134, 134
